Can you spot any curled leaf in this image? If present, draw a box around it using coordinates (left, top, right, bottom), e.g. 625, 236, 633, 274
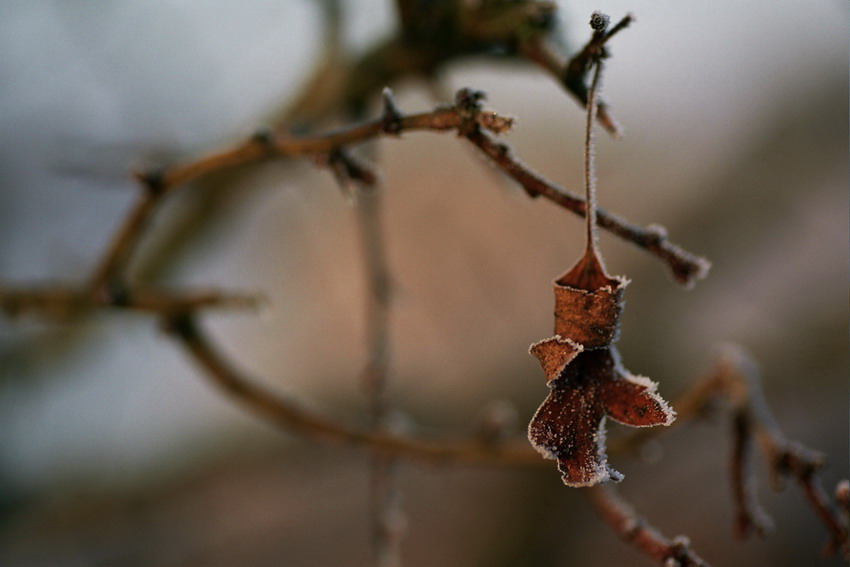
552, 277, 627, 348
529, 335, 583, 383
529, 345, 675, 486
528, 250, 675, 487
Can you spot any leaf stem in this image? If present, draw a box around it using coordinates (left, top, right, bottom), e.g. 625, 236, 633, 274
584, 58, 604, 257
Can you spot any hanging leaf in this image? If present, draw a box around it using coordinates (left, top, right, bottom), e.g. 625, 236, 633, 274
526, 34, 675, 486
528, 253, 676, 487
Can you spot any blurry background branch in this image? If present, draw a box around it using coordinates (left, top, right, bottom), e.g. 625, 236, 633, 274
588, 485, 711, 567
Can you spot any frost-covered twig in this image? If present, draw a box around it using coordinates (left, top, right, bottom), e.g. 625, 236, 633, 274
708, 346, 847, 558
79, 90, 708, 304
457, 91, 709, 286
588, 485, 711, 567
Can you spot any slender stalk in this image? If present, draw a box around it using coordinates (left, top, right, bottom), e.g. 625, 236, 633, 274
356, 182, 404, 567
583, 59, 604, 256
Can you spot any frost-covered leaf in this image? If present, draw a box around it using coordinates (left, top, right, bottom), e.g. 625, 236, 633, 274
528, 248, 675, 487
528, 380, 623, 487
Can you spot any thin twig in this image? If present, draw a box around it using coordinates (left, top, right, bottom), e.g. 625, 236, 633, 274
611, 345, 849, 559
519, 13, 634, 136
78, 93, 712, 310
90, 93, 706, 288
88, 190, 159, 296
588, 485, 712, 566
349, 137, 404, 566
731, 410, 773, 537
460, 117, 710, 286
5, 94, 708, 324
723, 347, 848, 559
0, 285, 258, 319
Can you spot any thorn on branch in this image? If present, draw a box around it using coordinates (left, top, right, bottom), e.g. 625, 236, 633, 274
380, 87, 403, 135
607, 13, 636, 40
666, 536, 708, 567
476, 111, 514, 135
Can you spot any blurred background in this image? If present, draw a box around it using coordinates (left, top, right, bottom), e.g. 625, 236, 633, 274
0, 1, 846, 565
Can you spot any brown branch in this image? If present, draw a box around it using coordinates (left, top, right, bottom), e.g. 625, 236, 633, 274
83, 105, 471, 296
459, 104, 710, 287
837, 481, 850, 529
731, 410, 773, 537
613, 345, 848, 560
0, 286, 89, 319
721, 347, 848, 559
276, 1, 601, 136
88, 189, 160, 294
346, 132, 404, 566
83, 91, 705, 297
0, 285, 258, 319
164, 311, 541, 466
588, 485, 711, 566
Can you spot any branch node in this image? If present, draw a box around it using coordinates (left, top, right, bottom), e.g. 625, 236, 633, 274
251, 128, 277, 153
161, 310, 197, 341
104, 280, 131, 307
322, 148, 378, 197
380, 87, 403, 135
454, 88, 486, 112
455, 88, 487, 137
476, 112, 515, 135
133, 167, 167, 196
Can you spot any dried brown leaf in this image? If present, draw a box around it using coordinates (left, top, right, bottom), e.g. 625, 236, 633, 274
528, 249, 675, 487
